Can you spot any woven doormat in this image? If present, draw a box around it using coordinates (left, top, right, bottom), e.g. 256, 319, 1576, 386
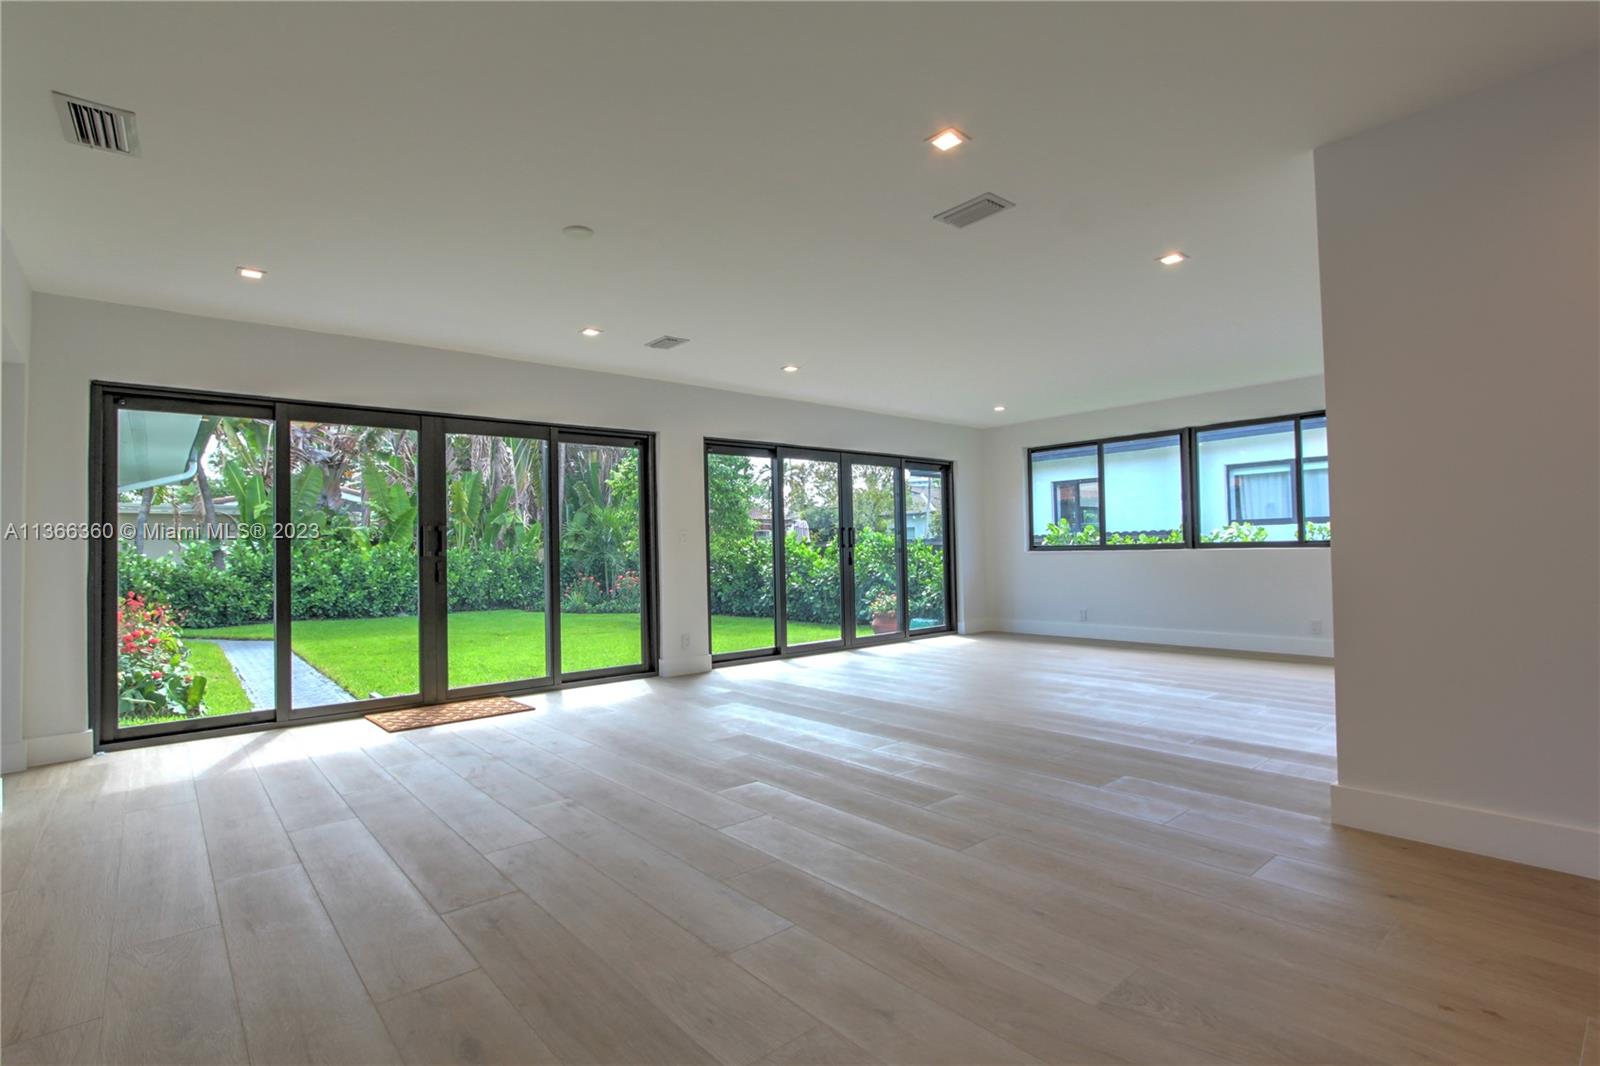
364, 696, 531, 733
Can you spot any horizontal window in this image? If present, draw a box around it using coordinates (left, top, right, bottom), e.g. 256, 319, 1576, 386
1029, 433, 1185, 549
1103, 433, 1184, 546
1300, 415, 1331, 541
1027, 413, 1328, 550
1030, 443, 1099, 547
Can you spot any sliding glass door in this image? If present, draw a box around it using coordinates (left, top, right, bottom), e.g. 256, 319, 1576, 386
287, 410, 422, 711
705, 440, 954, 663
108, 398, 279, 733
845, 456, 904, 645
557, 434, 649, 676
780, 451, 845, 649
94, 385, 655, 745
443, 421, 551, 695
706, 447, 777, 656
905, 464, 951, 631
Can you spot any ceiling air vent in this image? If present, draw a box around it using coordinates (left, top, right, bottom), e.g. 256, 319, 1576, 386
645, 335, 690, 350
53, 91, 139, 156
933, 192, 1014, 229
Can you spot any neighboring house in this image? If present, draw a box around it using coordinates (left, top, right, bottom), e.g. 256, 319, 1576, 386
117, 500, 239, 559
1030, 420, 1329, 544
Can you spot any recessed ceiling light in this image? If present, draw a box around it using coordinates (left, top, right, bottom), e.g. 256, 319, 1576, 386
1157, 251, 1189, 266
236, 266, 266, 280
993, 405, 1006, 412
563, 225, 595, 240
928, 127, 968, 152
580, 327, 603, 337
782, 365, 800, 373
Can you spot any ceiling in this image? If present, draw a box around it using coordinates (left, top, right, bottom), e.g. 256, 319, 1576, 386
3, 3, 1594, 426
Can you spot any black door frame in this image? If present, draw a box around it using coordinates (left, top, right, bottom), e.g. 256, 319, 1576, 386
840, 453, 908, 648
775, 446, 849, 654
90, 381, 659, 751
704, 437, 956, 666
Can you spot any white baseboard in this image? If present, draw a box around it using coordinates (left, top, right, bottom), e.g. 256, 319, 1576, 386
996, 618, 1333, 658
1331, 782, 1599, 879
659, 653, 713, 679
26, 728, 94, 767
1, 741, 27, 775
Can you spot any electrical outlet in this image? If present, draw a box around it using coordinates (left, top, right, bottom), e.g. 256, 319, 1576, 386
680, 632, 691, 651
1078, 608, 1089, 622
1310, 620, 1324, 636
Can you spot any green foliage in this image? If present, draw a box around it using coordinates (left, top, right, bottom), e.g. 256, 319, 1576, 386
706, 530, 945, 625
1107, 528, 1184, 545
1200, 522, 1271, 543
561, 569, 641, 615
116, 590, 210, 722
119, 535, 548, 629
360, 455, 419, 545
779, 533, 841, 623
560, 450, 641, 600
1305, 520, 1332, 542
1042, 521, 1101, 546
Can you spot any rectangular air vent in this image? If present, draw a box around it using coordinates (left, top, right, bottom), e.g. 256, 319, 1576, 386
934, 192, 1014, 228
53, 92, 139, 155
645, 335, 690, 350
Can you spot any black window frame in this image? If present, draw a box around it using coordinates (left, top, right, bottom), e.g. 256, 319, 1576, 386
1026, 429, 1190, 551
1025, 411, 1329, 551
703, 437, 957, 666
90, 380, 660, 752
1051, 477, 1100, 529
1224, 459, 1299, 526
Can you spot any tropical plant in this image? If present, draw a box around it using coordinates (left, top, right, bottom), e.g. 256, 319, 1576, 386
560, 451, 639, 596
361, 454, 419, 545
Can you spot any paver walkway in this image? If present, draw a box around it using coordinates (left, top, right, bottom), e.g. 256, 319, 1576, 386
210, 638, 354, 708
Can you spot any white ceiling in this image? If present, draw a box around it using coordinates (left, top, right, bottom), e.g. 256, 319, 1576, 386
4, 3, 1594, 426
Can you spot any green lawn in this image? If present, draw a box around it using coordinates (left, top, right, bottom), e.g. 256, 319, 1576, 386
710, 615, 879, 654
184, 610, 888, 704
187, 610, 645, 697
188, 639, 253, 714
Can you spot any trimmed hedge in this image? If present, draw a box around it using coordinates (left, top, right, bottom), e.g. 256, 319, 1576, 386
121, 527, 948, 632
118, 537, 547, 629
709, 530, 945, 624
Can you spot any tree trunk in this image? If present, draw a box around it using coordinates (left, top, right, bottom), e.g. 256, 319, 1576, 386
134, 488, 154, 553
194, 464, 225, 568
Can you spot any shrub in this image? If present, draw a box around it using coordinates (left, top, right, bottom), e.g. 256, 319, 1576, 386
1200, 522, 1271, 543
779, 533, 841, 623
707, 530, 946, 624
1106, 528, 1184, 545
119, 534, 547, 629
1042, 521, 1100, 546
561, 569, 640, 614
117, 591, 208, 721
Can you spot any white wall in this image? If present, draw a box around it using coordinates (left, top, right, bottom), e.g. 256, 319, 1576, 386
20, 294, 984, 762
1317, 52, 1599, 877
982, 376, 1333, 656
1, 233, 30, 774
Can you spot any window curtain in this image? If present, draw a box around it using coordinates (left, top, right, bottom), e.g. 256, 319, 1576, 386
1235, 468, 1293, 521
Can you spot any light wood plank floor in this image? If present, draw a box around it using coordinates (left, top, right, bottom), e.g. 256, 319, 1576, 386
3, 635, 1595, 1065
